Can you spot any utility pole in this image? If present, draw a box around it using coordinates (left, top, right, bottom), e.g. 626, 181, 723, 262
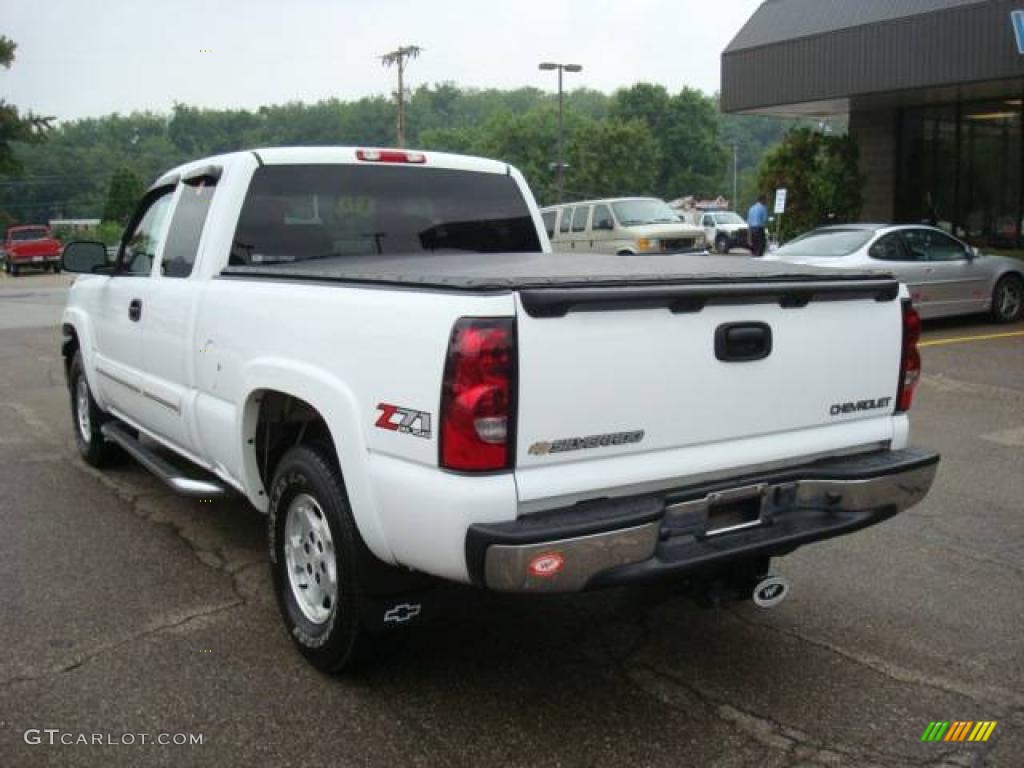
380, 45, 422, 147
539, 61, 582, 203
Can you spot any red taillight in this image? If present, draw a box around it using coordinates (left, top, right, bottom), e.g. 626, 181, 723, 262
897, 299, 921, 412
356, 149, 426, 164
440, 317, 517, 472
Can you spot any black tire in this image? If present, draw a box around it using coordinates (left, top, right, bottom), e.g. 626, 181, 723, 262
990, 274, 1023, 324
9, 264, 18, 277
69, 350, 118, 467
268, 443, 373, 673
715, 235, 730, 254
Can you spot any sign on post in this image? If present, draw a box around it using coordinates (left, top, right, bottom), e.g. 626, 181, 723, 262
774, 188, 788, 215
1012, 10, 1024, 54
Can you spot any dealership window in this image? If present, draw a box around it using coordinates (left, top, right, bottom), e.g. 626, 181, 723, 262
959, 102, 1021, 249
897, 105, 957, 234
898, 98, 1023, 250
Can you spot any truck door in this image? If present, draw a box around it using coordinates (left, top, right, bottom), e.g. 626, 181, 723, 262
141, 172, 220, 454
92, 188, 174, 426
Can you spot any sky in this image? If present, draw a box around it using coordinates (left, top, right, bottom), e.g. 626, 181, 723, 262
2, 0, 763, 122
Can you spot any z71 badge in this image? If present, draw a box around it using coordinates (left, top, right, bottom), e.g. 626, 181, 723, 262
375, 403, 432, 439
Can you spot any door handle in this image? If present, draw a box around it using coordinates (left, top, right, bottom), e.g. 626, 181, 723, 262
129, 298, 142, 322
715, 322, 773, 362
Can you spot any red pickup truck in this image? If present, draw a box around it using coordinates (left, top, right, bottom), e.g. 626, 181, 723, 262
3, 225, 63, 276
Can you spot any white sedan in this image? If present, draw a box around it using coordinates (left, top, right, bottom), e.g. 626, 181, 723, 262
768, 224, 1024, 322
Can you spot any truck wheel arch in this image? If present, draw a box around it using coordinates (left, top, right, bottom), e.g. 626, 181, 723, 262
61, 315, 103, 405
239, 366, 394, 565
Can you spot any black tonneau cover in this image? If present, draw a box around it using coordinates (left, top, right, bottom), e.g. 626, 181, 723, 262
220, 251, 899, 317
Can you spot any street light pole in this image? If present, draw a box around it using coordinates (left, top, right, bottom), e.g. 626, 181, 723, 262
539, 61, 582, 203
732, 144, 738, 209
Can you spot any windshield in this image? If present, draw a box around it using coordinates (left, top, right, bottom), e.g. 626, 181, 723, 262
713, 212, 745, 226
776, 229, 874, 258
230, 164, 540, 265
9, 228, 49, 241
610, 199, 680, 226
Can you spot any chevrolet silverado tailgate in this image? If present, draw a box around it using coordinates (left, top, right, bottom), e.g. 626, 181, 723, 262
513, 272, 903, 509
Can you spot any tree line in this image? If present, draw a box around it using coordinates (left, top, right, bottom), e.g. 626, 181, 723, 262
1, 82, 807, 234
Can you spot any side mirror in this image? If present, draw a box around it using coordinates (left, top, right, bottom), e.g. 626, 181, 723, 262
62, 241, 111, 274
968, 246, 981, 261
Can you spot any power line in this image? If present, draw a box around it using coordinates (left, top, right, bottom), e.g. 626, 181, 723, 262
379, 45, 422, 148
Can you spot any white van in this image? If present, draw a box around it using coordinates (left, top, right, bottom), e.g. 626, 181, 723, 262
541, 197, 707, 255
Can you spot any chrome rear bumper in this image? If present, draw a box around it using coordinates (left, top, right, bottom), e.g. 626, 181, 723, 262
468, 449, 939, 593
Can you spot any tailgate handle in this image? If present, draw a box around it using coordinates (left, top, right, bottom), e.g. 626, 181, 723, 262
715, 322, 772, 362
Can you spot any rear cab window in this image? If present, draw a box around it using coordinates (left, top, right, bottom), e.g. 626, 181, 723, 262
9, 227, 49, 241
230, 164, 541, 266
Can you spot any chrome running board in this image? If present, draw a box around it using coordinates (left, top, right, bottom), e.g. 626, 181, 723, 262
101, 422, 230, 499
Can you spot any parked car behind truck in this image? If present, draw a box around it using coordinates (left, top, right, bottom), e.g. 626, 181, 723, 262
542, 197, 706, 254
60, 147, 939, 673
768, 224, 1024, 322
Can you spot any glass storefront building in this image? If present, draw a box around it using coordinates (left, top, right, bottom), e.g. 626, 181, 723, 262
898, 101, 1022, 248
722, 0, 1024, 251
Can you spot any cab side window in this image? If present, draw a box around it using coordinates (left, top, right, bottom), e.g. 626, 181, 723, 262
592, 205, 613, 230
559, 207, 573, 234
118, 190, 174, 275
869, 233, 912, 262
572, 206, 591, 233
161, 178, 218, 278
702, 215, 714, 228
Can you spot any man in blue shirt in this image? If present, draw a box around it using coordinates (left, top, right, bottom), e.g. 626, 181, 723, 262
747, 195, 769, 257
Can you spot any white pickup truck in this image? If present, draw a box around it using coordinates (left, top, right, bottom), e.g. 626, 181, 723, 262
60, 147, 939, 672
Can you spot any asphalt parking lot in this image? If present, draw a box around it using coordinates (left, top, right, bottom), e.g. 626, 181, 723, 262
1, 272, 1022, 767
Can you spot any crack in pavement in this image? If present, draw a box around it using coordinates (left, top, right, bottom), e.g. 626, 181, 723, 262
577, 598, 1006, 768
622, 661, 907, 768
2, 400, 268, 686
578, 611, 898, 767
0, 600, 244, 690
724, 608, 1022, 711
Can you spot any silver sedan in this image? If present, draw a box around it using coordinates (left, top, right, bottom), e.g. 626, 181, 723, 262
768, 224, 1024, 322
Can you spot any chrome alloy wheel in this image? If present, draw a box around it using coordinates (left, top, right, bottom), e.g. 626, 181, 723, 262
75, 375, 92, 443
284, 493, 338, 625
996, 278, 1022, 320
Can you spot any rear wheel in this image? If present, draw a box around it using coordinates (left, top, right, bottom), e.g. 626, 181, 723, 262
269, 443, 374, 673
69, 351, 118, 467
9, 263, 18, 277
715, 235, 730, 254
991, 274, 1023, 323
